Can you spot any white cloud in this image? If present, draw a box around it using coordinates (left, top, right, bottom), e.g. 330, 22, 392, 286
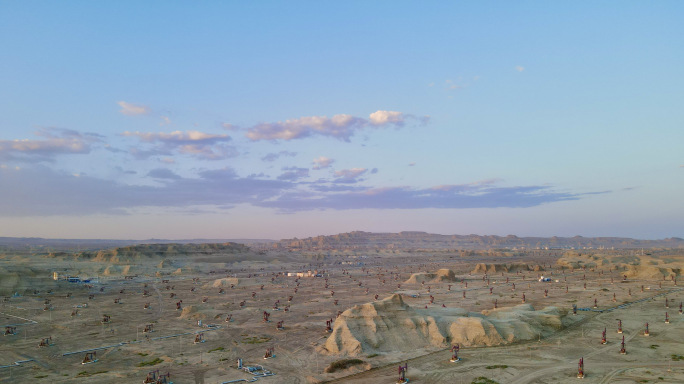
117, 101, 150, 116
312, 156, 334, 170
0, 128, 101, 162
368, 110, 404, 126
159, 116, 171, 126
246, 114, 365, 141
515, 66, 525, 72
245, 110, 426, 142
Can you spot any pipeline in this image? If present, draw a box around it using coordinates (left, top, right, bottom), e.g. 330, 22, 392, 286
0, 311, 39, 328
0, 359, 35, 369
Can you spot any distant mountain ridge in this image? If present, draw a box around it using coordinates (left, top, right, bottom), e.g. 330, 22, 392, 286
2, 232, 683, 252
0, 237, 274, 252
274, 231, 684, 251
45, 242, 249, 262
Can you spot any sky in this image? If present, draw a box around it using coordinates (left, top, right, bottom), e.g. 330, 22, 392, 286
0, 1, 683, 240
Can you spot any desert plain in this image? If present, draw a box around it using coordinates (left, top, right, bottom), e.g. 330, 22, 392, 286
1, 233, 683, 384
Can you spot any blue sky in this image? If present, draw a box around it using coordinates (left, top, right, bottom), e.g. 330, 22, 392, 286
1, 1, 682, 240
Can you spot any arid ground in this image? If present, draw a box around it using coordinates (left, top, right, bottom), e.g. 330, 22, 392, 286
1, 242, 682, 383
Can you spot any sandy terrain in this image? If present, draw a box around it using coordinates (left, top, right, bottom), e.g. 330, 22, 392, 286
1, 247, 682, 383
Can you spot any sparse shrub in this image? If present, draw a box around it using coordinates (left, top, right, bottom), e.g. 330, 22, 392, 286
242, 336, 271, 344
137, 358, 163, 367
76, 370, 108, 377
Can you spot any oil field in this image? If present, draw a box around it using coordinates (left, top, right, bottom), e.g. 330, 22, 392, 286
1, 233, 683, 383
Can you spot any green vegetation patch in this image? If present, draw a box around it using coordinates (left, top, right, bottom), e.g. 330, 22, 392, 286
366, 353, 379, 358
671, 354, 684, 361
325, 359, 365, 373
208, 346, 225, 353
242, 336, 271, 344
485, 365, 508, 369
137, 352, 149, 356
137, 357, 164, 367
76, 370, 108, 377
649, 345, 659, 349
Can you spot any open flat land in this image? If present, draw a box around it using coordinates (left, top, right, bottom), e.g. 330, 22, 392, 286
1, 239, 683, 383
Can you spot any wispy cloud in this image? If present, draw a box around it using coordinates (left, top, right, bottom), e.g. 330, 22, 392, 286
245, 110, 429, 142
121, 130, 237, 160
122, 130, 229, 144
312, 156, 334, 170
0, 166, 289, 216
277, 166, 309, 181
221, 122, 239, 131
515, 66, 525, 72
0, 128, 102, 162
0, 166, 597, 216
334, 168, 368, 183
261, 151, 297, 162
118, 101, 150, 116
260, 183, 591, 212
147, 168, 182, 180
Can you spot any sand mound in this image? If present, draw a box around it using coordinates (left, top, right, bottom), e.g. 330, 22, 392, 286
169, 266, 198, 276
471, 263, 542, 274
555, 254, 604, 270
208, 277, 240, 288
102, 265, 134, 276
321, 294, 569, 356
179, 305, 207, 320
556, 254, 681, 279
624, 265, 680, 279
405, 269, 457, 284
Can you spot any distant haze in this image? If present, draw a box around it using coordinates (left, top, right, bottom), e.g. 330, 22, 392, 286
2, 232, 683, 253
